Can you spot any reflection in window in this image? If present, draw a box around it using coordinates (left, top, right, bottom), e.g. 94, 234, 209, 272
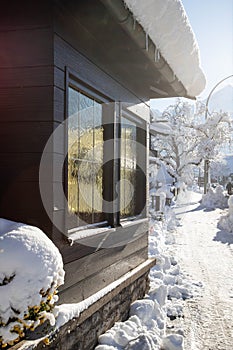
68, 87, 104, 227
120, 117, 137, 218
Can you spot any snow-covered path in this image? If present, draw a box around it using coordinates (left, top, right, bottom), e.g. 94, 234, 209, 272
173, 191, 233, 350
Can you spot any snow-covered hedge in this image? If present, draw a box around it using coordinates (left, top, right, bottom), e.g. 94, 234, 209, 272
218, 196, 233, 233
201, 185, 228, 209
0, 219, 65, 347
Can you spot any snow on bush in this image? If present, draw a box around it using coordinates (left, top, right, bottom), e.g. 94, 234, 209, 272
201, 185, 228, 209
95, 209, 201, 350
218, 196, 233, 233
0, 219, 65, 347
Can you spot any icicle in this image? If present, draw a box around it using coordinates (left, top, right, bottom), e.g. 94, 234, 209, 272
155, 48, 160, 62
133, 17, 136, 30
145, 33, 149, 51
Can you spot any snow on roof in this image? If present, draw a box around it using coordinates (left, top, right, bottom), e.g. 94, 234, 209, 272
123, 0, 206, 97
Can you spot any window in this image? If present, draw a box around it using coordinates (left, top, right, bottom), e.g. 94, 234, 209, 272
66, 75, 147, 232
120, 117, 137, 218
68, 86, 105, 228
120, 113, 147, 220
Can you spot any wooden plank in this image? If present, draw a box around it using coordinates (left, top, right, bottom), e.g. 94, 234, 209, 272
67, 258, 156, 322
0, 109, 54, 123
0, 121, 59, 153
0, 152, 63, 186
54, 35, 137, 103
0, 180, 53, 237
61, 220, 148, 264
58, 246, 148, 304
0, 152, 42, 182
74, 219, 148, 249
0, 2, 52, 31
54, 86, 65, 123
53, 2, 159, 102
54, 66, 65, 90
60, 232, 148, 288
60, 220, 148, 264
0, 180, 52, 212
0, 28, 53, 68
0, 86, 53, 117
0, 66, 53, 88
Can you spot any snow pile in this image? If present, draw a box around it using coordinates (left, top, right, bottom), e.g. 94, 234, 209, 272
123, 0, 206, 97
218, 196, 233, 233
201, 185, 228, 209
0, 219, 65, 347
95, 209, 201, 350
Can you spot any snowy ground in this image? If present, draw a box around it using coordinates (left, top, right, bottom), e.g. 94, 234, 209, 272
172, 191, 233, 349
96, 190, 233, 350
95, 194, 203, 350
1, 190, 232, 349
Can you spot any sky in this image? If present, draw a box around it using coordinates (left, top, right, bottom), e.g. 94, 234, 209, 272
151, 0, 233, 111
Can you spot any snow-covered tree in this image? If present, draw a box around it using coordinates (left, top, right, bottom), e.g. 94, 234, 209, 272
151, 99, 232, 185
194, 104, 232, 160
209, 154, 231, 180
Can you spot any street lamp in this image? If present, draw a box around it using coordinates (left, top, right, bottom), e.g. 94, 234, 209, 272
203, 74, 233, 194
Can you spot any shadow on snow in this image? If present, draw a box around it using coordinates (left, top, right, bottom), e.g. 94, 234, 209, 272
174, 203, 214, 216
213, 228, 233, 245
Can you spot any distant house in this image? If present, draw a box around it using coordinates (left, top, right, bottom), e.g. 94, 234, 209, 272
0, 0, 205, 348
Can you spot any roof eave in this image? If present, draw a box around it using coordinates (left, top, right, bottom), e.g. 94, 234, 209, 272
101, 0, 194, 100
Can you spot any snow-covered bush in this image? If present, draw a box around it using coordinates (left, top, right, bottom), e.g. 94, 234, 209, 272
0, 219, 65, 347
201, 185, 228, 209
218, 196, 233, 232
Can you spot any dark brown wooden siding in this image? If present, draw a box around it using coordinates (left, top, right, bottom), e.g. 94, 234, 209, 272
53, 2, 149, 302
58, 233, 148, 304
0, 2, 54, 236
0, 1, 149, 304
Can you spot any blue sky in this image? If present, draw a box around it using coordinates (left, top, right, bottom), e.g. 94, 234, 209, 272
151, 0, 233, 110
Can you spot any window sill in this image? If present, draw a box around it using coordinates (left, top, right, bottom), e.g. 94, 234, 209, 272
68, 226, 116, 246
120, 217, 148, 228
67, 218, 148, 248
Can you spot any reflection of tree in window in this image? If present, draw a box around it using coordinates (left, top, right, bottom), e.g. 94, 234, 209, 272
68, 87, 104, 228
120, 117, 137, 218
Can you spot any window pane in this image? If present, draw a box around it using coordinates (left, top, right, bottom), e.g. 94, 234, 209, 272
120, 117, 137, 218
68, 87, 104, 227
93, 101, 103, 162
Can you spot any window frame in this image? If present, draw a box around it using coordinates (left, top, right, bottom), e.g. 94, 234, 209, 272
65, 70, 114, 233
120, 106, 147, 222
65, 69, 147, 238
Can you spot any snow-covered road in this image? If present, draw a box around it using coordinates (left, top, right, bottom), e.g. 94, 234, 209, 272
173, 191, 233, 350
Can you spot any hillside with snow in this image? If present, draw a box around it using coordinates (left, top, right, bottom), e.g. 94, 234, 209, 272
208, 84, 233, 115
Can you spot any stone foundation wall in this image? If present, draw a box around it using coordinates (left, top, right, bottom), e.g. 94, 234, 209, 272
36, 272, 150, 350
11, 259, 156, 350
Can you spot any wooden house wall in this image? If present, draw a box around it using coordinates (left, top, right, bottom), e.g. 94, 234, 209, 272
53, 3, 149, 302
0, 1, 149, 303
0, 2, 56, 236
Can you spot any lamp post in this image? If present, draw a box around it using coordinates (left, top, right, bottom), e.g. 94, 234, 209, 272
203, 74, 233, 194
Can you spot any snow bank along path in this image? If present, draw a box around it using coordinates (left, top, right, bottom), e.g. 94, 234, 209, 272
95, 205, 202, 350
173, 192, 233, 350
